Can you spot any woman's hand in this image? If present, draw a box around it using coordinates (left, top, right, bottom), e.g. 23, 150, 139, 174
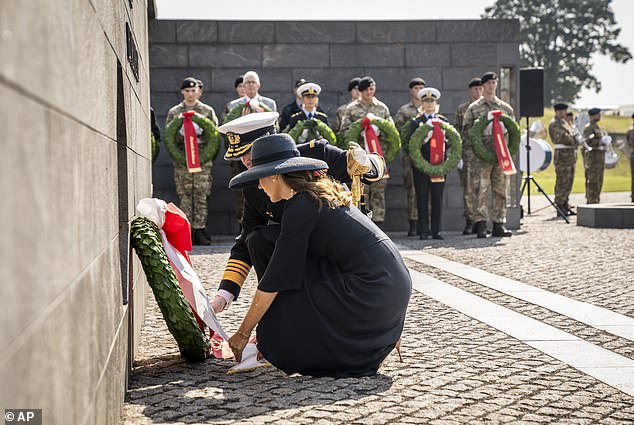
228, 332, 249, 363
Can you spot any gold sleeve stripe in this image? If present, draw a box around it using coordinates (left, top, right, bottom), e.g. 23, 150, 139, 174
221, 270, 247, 287
224, 265, 249, 278
227, 259, 250, 274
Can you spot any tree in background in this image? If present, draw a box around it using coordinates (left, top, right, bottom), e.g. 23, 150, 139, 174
483, 0, 631, 104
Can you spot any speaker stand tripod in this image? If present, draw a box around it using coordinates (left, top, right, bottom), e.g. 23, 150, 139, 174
518, 117, 569, 224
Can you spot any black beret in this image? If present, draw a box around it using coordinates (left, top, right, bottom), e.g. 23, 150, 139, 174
553, 103, 568, 111
181, 77, 198, 89
409, 77, 426, 88
234, 75, 244, 88
294, 78, 307, 88
468, 77, 482, 87
480, 72, 498, 84
358, 76, 376, 92
196, 79, 204, 88
588, 108, 601, 116
347, 77, 361, 91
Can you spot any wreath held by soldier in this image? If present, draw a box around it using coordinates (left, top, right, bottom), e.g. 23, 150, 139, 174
341, 116, 401, 164
469, 112, 521, 164
408, 121, 463, 176
164, 113, 220, 168
285, 118, 337, 145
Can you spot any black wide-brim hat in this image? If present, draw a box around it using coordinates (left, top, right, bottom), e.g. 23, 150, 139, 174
229, 133, 328, 189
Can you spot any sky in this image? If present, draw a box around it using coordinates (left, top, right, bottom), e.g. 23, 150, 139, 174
155, 0, 634, 108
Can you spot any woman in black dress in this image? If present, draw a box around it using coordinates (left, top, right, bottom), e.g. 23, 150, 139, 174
227, 133, 411, 377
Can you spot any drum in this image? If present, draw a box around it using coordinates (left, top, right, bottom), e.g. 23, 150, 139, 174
605, 146, 619, 169
519, 137, 552, 173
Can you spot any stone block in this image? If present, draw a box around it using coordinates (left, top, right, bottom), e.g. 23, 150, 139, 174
442, 66, 491, 90
577, 204, 634, 228
149, 19, 176, 42
150, 44, 189, 67
151, 92, 185, 120
371, 67, 442, 91
439, 90, 468, 119
263, 44, 329, 68
219, 21, 275, 43
275, 21, 355, 43
150, 68, 212, 92
498, 43, 520, 64
176, 21, 218, 43
331, 44, 404, 67
437, 19, 520, 43
406, 44, 451, 67
357, 21, 436, 43
189, 44, 262, 67
291, 67, 366, 95
451, 43, 499, 66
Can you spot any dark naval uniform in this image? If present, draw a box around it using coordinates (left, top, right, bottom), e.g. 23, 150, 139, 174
219, 140, 385, 300
403, 112, 450, 238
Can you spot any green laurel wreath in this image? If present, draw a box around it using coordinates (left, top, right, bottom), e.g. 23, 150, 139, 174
224, 102, 273, 124
130, 217, 210, 362
341, 116, 401, 163
151, 132, 159, 163
408, 122, 463, 176
164, 113, 220, 167
469, 113, 521, 164
285, 119, 337, 145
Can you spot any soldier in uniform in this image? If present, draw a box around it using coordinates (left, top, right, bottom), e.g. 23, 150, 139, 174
210, 112, 386, 313
196, 78, 204, 100
279, 79, 326, 132
462, 72, 515, 238
627, 113, 634, 202
332, 77, 361, 135
165, 77, 219, 245
394, 77, 425, 236
406, 88, 449, 240
340, 76, 394, 228
583, 108, 610, 204
454, 77, 483, 234
549, 103, 578, 216
225, 71, 277, 113
286, 83, 329, 141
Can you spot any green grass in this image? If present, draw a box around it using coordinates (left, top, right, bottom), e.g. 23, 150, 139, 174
522, 108, 632, 194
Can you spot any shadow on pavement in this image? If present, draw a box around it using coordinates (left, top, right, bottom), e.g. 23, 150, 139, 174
126, 355, 394, 423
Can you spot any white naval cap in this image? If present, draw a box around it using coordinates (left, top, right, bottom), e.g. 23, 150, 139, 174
417, 87, 441, 101
297, 82, 321, 96
218, 111, 279, 160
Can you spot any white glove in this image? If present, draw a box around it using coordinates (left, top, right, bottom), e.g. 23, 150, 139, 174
179, 122, 203, 136
601, 135, 612, 145
211, 295, 227, 314
348, 141, 372, 168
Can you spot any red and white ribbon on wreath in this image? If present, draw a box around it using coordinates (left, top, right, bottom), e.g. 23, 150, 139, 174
181, 111, 202, 173
361, 114, 389, 177
136, 198, 232, 359
428, 118, 447, 183
489, 110, 517, 175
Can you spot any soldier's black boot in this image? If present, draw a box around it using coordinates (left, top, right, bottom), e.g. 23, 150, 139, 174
407, 220, 418, 237
492, 222, 512, 237
193, 228, 211, 245
475, 221, 488, 239
462, 219, 473, 235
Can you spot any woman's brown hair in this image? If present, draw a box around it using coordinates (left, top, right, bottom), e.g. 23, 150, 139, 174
281, 171, 352, 209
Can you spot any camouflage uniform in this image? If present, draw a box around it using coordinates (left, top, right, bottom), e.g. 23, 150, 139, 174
627, 125, 634, 202
340, 98, 394, 223
331, 102, 350, 136
462, 97, 515, 224
394, 101, 421, 222
165, 100, 218, 229
582, 121, 606, 204
455, 100, 477, 221
548, 117, 578, 210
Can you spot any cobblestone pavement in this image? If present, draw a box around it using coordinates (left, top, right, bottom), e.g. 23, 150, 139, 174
123, 193, 634, 424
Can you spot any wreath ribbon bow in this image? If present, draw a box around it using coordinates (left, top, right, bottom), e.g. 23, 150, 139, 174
182, 111, 202, 173
429, 118, 446, 183
491, 110, 517, 175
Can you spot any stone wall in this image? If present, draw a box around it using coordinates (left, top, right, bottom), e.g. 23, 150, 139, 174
149, 19, 521, 234
0, 1, 152, 423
